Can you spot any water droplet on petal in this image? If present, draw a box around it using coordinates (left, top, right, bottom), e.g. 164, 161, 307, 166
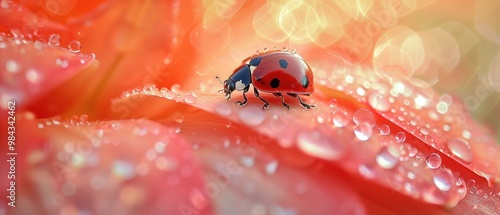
48, 34, 61, 46
354, 122, 373, 141
352, 108, 376, 128
425, 153, 442, 169
112, 160, 136, 179
238, 106, 265, 126
395, 132, 406, 143
184, 93, 196, 104
68, 40, 81, 53
368, 92, 390, 112
225, 121, 232, 128
239, 156, 255, 167
376, 145, 400, 169
447, 138, 472, 163
379, 124, 390, 135
297, 131, 345, 160
433, 168, 454, 191
214, 102, 232, 116
6, 60, 20, 73
265, 160, 279, 175
174, 127, 181, 133
414, 94, 430, 108
358, 164, 376, 179
456, 178, 467, 200
329, 99, 338, 108
333, 112, 349, 127
79, 114, 89, 123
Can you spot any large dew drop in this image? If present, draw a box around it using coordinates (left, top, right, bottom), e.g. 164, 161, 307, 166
376, 145, 400, 169
446, 138, 472, 163
68, 40, 81, 53
214, 103, 232, 116
297, 131, 345, 161
238, 106, 265, 126
48, 34, 61, 46
425, 153, 442, 169
379, 124, 390, 135
354, 122, 373, 141
352, 108, 376, 128
433, 168, 454, 191
395, 132, 406, 143
332, 112, 349, 128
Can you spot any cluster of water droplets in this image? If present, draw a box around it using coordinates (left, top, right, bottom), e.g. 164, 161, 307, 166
309, 66, 500, 207
36, 115, 92, 129
46, 33, 96, 61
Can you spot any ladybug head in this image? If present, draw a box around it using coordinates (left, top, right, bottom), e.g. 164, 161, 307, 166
216, 76, 235, 100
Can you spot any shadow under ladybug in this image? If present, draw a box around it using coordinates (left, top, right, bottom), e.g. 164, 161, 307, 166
217, 50, 316, 110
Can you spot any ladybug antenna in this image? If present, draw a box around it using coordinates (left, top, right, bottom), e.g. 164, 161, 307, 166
215, 76, 224, 84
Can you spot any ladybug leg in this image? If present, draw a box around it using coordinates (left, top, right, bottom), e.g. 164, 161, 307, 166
287, 93, 316, 109
235, 86, 250, 106
273, 93, 290, 110
254, 88, 269, 109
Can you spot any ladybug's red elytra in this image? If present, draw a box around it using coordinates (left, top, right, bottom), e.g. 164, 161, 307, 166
217, 49, 315, 110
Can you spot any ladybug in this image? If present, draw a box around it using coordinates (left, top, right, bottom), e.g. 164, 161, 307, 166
216, 49, 315, 110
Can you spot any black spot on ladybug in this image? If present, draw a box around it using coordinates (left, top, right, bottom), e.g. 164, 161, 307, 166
300, 75, 309, 88
279, 59, 288, 69
270, 78, 280, 88
249, 57, 262, 66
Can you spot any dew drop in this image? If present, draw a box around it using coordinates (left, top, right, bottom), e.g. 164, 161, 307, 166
265, 160, 278, 175
239, 156, 255, 167
67, 40, 81, 53
436, 101, 449, 114
174, 127, 181, 133
425, 153, 442, 169
6, 60, 20, 73
456, 178, 467, 200
238, 106, 265, 126
354, 122, 373, 141
356, 87, 366, 96
358, 164, 376, 179
395, 132, 406, 143
376, 145, 400, 169
352, 108, 376, 128
433, 168, 454, 191
332, 112, 349, 128
184, 93, 196, 104
329, 99, 338, 108
379, 124, 390, 135
26, 69, 41, 84
225, 121, 232, 128
297, 131, 345, 160
48, 34, 61, 46
112, 160, 136, 179
164, 90, 176, 100
462, 130, 471, 139
79, 114, 89, 124
263, 47, 269, 52
420, 128, 430, 136
368, 92, 390, 112
446, 138, 472, 163
282, 46, 288, 52
414, 94, 430, 108
214, 102, 232, 116
155, 142, 166, 153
